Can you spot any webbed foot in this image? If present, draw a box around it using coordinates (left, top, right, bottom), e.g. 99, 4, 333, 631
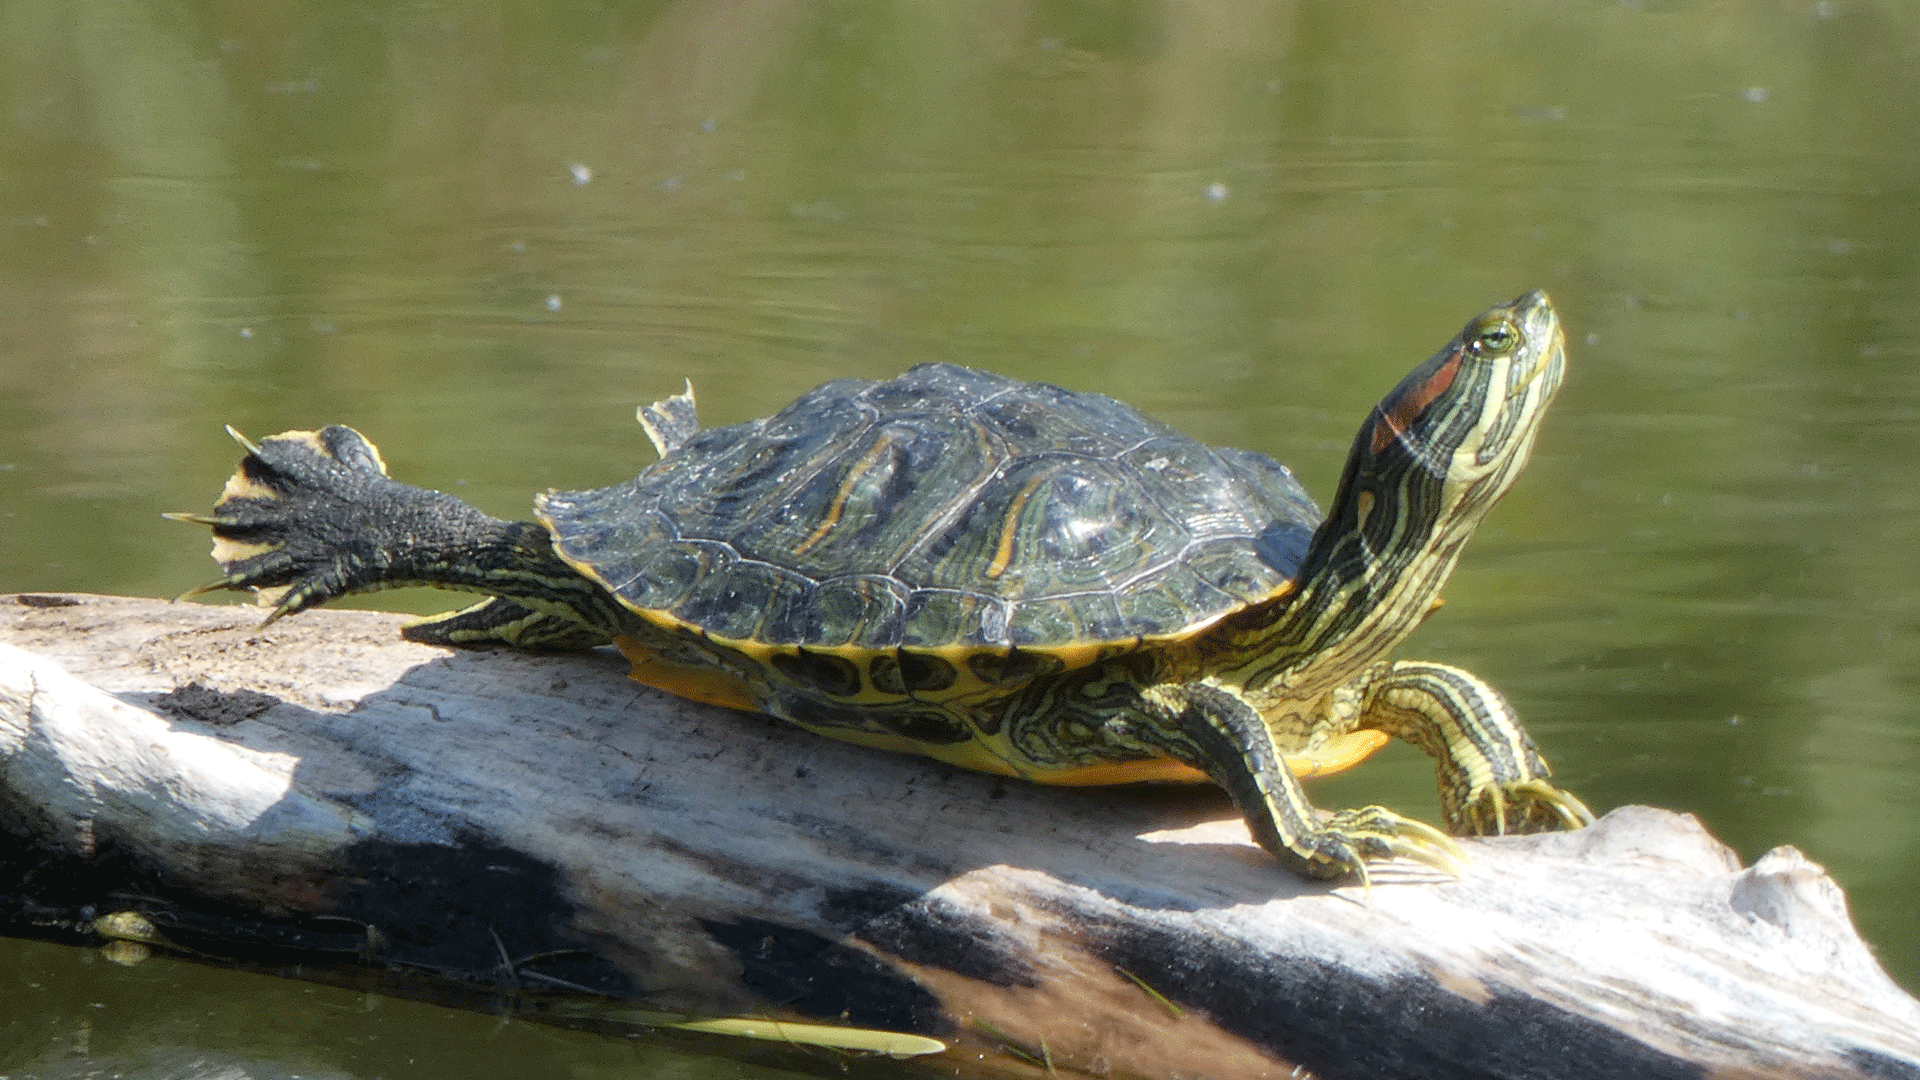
168, 425, 445, 619
168, 425, 574, 626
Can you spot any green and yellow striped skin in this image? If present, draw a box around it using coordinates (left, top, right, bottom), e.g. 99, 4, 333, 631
604, 603, 1393, 788
176, 291, 1592, 882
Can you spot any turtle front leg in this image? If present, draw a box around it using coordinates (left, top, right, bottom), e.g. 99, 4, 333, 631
1136, 683, 1465, 882
1356, 660, 1594, 836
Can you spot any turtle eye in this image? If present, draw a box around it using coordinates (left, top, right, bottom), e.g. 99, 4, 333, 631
1468, 315, 1521, 357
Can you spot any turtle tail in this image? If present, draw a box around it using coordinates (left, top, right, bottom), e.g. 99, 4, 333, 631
167, 425, 619, 631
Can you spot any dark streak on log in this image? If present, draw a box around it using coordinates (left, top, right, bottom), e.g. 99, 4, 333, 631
331, 836, 642, 996
1089, 927, 1708, 1080
701, 916, 953, 1035
850, 893, 1041, 990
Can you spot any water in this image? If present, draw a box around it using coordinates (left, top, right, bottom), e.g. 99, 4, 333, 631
3, 1, 1918, 1074
0, 936, 818, 1079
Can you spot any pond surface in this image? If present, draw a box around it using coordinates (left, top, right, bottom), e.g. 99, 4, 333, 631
4, 1, 1918, 1075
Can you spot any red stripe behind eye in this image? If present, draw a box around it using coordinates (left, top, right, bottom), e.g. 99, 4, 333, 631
1370, 353, 1462, 454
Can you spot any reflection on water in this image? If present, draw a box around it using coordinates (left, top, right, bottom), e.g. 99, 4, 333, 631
3, 0, 1918, 1074
0, 937, 819, 1080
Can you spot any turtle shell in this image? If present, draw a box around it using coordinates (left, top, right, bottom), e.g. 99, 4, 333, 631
538, 363, 1319, 652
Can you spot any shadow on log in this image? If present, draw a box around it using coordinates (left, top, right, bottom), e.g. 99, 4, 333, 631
3, 594, 1917, 1080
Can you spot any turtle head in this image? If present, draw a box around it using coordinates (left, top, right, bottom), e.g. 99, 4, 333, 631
1233, 291, 1565, 693
1344, 289, 1565, 530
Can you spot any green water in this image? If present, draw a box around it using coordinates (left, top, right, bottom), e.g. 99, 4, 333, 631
3, 0, 1918, 1074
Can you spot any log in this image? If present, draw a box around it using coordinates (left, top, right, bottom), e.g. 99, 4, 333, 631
2, 592, 1917, 1080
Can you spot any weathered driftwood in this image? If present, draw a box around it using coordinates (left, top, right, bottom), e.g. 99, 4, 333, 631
2, 593, 1917, 1080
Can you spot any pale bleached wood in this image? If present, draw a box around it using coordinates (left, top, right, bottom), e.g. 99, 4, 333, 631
3, 593, 1918, 1080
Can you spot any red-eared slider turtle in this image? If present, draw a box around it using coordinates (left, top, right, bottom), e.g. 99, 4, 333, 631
174, 290, 1592, 881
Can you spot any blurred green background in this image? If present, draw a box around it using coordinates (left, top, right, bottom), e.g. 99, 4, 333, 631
4, 1, 1918, 1076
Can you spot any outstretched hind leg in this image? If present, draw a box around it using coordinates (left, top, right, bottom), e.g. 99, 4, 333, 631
170, 425, 630, 634
406, 597, 615, 650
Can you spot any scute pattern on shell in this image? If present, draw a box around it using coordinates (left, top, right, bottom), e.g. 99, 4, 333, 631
539, 363, 1321, 650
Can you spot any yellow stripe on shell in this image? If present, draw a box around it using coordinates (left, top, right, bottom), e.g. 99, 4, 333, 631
795, 431, 902, 556
986, 471, 1053, 579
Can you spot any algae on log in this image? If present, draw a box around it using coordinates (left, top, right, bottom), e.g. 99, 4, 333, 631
2, 593, 1918, 1080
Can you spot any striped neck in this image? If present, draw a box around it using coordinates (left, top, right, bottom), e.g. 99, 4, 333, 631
1210, 292, 1565, 696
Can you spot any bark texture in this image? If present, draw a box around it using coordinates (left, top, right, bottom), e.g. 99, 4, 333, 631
3, 593, 1917, 1080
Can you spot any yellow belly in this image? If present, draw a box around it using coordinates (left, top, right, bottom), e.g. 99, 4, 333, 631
769, 724, 1389, 786
616, 634, 1389, 786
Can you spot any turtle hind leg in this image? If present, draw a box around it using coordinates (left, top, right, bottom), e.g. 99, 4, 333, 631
406, 597, 614, 650
637, 380, 699, 457
1358, 660, 1595, 836
1136, 682, 1466, 881
169, 425, 629, 635
170, 424, 518, 618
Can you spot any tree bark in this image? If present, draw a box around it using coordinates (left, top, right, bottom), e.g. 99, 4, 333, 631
2, 593, 1917, 1080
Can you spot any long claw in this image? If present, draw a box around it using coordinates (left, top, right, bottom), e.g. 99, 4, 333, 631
173, 580, 228, 602
1513, 779, 1596, 829
171, 575, 274, 617
1459, 778, 1595, 836
1382, 816, 1471, 877
224, 425, 259, 453
1313, 806, 1471, 883
1485, 784, 1509, 837
1347, 855, 1373, 903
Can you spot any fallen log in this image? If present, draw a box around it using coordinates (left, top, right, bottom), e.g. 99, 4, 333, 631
2, 593, 1916, 1080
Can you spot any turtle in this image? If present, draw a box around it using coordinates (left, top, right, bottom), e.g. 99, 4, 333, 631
173, 289, 1593, 881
